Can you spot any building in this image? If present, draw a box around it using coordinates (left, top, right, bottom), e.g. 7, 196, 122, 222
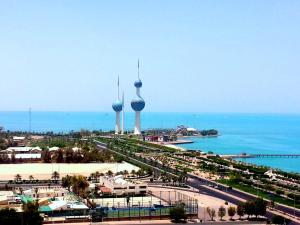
131, 60, 145, 135
99, 175, 147, 196
1, 146, 42, 159
12, 136, 26, 147
22, 186, 68, 199
0, 191, 16, 205
112, 77, 123, 134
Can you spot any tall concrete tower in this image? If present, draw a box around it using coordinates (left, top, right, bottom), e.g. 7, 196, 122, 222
131, 60, 145, 135
112, 77, 123, 134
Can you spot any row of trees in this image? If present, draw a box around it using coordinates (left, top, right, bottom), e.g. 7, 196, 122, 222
41, 147, 115, 163
206, 198, 267, 221
13, 171, 60, 184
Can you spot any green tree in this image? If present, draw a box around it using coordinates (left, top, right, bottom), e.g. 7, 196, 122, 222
28, 175, 34, 183
206, 207, 216, 221
271, 215, 290, 225
122, 170, 128, 177
95, 171, 101, 182
227, 206, 236, 220
65, 148, 74, 163
218, 205, 226, 220
62, 175, 72, 191
236, 203, 245, 219
0, 208, 21, 225
253, 198, 267, 219
52, 171, 60, 183
169, 204, 187, 223
54, 149, 64, 163
15, 174, 22, 183
11, 152, 16, 163
131, 169, 136, 177
71, 175, 89, 197
23, 202, 43, 225
244, 201, 254, 219
41, 150, 51, 163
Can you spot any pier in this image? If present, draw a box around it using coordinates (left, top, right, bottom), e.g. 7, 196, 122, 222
250, 154, 300, 158
222, 154, 300, 159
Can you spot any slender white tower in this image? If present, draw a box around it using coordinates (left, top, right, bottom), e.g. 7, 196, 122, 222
131, 60, 145, 135
112, 77, 123, 134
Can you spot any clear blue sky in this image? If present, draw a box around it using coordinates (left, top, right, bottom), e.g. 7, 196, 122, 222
0, 0, 299, 113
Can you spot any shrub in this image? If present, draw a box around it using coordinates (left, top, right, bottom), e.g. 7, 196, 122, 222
169, 204, 187, 223
237, 203, 245, 219
227, 206, 236, 220
206, 207, 216, 221
218, 206, 226, 220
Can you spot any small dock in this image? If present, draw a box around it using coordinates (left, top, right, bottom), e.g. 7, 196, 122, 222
167, 140, 194, 145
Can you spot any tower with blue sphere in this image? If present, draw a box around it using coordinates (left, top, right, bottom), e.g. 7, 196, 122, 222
131, 60, 145, 135
112, 77, 123, 134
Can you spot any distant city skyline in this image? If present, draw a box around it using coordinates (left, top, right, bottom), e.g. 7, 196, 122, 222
0, 1, 300, 113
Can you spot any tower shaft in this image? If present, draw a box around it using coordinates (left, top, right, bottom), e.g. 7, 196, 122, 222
115, 111, 121, 134
134, 111, 141, 135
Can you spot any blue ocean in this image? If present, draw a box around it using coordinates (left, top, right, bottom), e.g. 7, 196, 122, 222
0, 112, 299, 173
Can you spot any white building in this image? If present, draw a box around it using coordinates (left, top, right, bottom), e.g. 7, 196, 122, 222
1, 146, 42, 159
0, 191, 15, 204
99, 175, 147, 196
22, 186, 69, 199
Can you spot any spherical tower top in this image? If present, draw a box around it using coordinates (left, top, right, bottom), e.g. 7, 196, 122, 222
134, 79, 143, 88
112, 100, 123, 112
131, 97, 145, 111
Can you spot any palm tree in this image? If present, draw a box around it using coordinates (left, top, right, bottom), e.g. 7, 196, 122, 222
90, 173, 96, 182
172, 176, 178, 186
52, 171, 60, 183
95, 171, 100, 182
131, 170, 136, 177
62, 175, 72, 191
123, 170, 128, 178
29, 175, 34, 183
71, 175, 89, 197
34, 187, 39, 199
106, 170, 114, 177
15, 174, 22, 183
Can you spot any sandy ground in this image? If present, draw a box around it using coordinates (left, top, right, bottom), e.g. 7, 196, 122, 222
0, 162, 139, 180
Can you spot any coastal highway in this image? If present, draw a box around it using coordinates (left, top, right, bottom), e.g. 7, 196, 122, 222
188, 174, 300, 220
187, 177, 300, 225
94, 140, 300, 224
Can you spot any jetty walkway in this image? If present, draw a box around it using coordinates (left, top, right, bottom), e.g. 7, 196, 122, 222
223, 154, 300, 159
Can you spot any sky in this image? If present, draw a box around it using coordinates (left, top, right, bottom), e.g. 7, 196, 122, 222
0, 0, 299, 113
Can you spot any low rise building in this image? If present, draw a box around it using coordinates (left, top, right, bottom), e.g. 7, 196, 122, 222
1, 146, 42, 159
99, 175, 147, 196
22, 186, 68, 199
12, 136, 26, 147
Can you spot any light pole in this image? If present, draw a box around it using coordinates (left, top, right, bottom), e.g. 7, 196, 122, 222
118, 202, 120, 220
138, 201, 141, 223
294, 192, 296, 218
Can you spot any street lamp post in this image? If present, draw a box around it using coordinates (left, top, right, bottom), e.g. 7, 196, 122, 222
139, 201, 141, 223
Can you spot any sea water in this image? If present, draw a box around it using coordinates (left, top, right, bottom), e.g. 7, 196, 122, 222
0, 112, 299, 173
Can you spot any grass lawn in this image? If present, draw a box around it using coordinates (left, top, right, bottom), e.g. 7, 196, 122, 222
218, 179, 300, 209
